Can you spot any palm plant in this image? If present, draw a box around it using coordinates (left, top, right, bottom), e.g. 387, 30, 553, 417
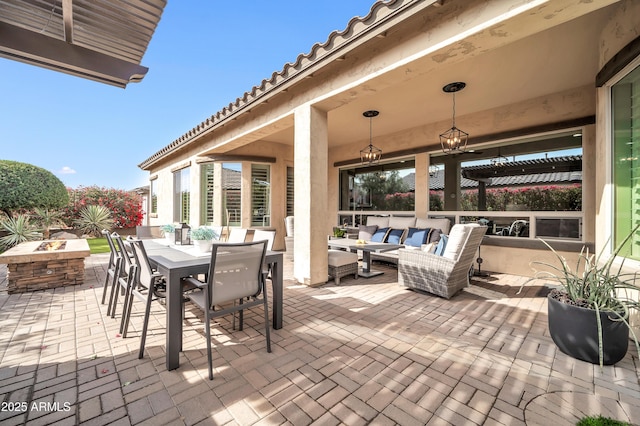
0, 214, 41, 250
32, 208, 66, 239
75, 205, 113, 237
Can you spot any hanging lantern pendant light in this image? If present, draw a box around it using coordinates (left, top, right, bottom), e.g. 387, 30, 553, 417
439, 82, 469, 154
360, 110, 382, 165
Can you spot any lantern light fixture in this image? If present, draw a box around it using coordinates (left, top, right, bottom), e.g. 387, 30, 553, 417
439, 82, 469, 154
175, 222, 191, 245
360, 110, 382, 165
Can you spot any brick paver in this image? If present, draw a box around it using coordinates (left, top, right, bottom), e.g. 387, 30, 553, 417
1, 253, 639, 425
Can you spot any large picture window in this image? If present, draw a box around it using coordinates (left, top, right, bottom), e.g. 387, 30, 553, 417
200, 163, 214, 224
222, 163, 241, 226
612, 64, 640, 260
429, 132, 583, 239
339, 160, 415, 213
173, 167, 190, 223
150, 178, 157, 215
251, 164, 270, 227
286, 166, 294, 218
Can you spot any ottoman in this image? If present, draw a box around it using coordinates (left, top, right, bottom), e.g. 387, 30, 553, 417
328, 249, 358, 285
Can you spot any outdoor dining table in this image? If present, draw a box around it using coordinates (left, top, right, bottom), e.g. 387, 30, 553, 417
327, 238, 403, 278
142, 239, 284, 371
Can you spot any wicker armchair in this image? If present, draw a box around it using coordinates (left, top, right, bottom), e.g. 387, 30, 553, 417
398, 224, 487, 299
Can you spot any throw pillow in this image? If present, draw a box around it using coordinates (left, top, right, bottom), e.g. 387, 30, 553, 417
385, 228, 405, 244
370, 227, 390, 243
428, 228, 443, 244
434, 234, 449, 256
404, 227, 432, 247
358, 225, 378, 240
422, 242, 437, 253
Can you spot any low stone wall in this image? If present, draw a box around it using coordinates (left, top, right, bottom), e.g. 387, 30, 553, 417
7, 258, 85, 293
0, 239, 90, 294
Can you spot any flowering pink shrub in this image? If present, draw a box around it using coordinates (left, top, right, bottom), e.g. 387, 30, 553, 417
62, 186, 144, 229
384, 192, 415, 210
459, 184, 581, 211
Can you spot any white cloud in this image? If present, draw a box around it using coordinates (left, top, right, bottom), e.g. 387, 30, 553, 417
58, 166, 77, 175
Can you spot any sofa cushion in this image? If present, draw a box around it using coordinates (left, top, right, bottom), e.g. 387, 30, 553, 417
428, 228, 443, 244
388, 216, 416, 229
404, 227, 432, 247
416, 218, 451, 235
422, 242, 437, 253
385, 228, 405, 244
358, 225, 377, 240
367, 216, 390, 228
371, 227, 390, 242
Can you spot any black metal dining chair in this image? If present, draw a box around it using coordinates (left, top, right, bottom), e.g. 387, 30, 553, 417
100, 229, 121, 307
125, 237, 196, 359
182, 240, 271, 380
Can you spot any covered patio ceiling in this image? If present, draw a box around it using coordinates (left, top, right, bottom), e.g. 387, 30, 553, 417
294, 3, 612, 149
0, 0, 166, 88
200, 0, 615, 158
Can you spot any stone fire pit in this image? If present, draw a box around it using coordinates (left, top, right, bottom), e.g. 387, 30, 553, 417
0, 239, 90, 294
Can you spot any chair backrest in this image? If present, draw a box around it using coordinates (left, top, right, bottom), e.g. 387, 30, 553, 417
128, 238, 155, 288
253, 229, 275, 250
206, 240, 267, 307
102, 229, 120, 265
443, 224, 487, 269
208, 226, 223, 240
112, 232, 135, 274
227, 228, 248, 243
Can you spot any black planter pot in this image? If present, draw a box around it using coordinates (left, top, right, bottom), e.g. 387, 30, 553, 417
547, 294, 629, 365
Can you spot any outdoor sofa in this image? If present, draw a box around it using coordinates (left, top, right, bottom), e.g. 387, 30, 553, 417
356, 216, 452, 265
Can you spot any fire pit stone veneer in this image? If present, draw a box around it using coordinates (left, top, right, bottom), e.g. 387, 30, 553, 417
0, 239, 91, 294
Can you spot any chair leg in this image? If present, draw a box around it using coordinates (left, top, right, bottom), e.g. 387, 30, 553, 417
138, 288, 155, 359
262, 280, 271, 353
106, 263, 121, 317
121, 275, 137, 337
101, 264, 113, 305
120, 274, 135, 335
204, 308, 213, 380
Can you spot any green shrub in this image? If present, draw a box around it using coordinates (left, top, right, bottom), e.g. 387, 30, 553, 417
0, 214, 41, 250
0, 160, 68, 217
75, 205, 113, 237
576, 415, 630, 425
32, 208, 66, 239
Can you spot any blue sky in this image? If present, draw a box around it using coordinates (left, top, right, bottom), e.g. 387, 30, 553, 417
0, 1, 375, 190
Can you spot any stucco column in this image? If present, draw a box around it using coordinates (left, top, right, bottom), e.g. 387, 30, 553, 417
443, 157, 460, 211
294, 104, 328, 286
415, 154, 428, 217
213, 163, 224, 226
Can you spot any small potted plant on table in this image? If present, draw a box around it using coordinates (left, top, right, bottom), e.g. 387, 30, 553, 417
526, 226, 640, 367
190, 227, 218, 253
161, 224, 176, 242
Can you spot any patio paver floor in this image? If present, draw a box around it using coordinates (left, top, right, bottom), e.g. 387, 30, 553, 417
0, 253, 639, 425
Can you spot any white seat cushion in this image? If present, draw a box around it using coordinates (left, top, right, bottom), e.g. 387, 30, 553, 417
328, 250, 359, 267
